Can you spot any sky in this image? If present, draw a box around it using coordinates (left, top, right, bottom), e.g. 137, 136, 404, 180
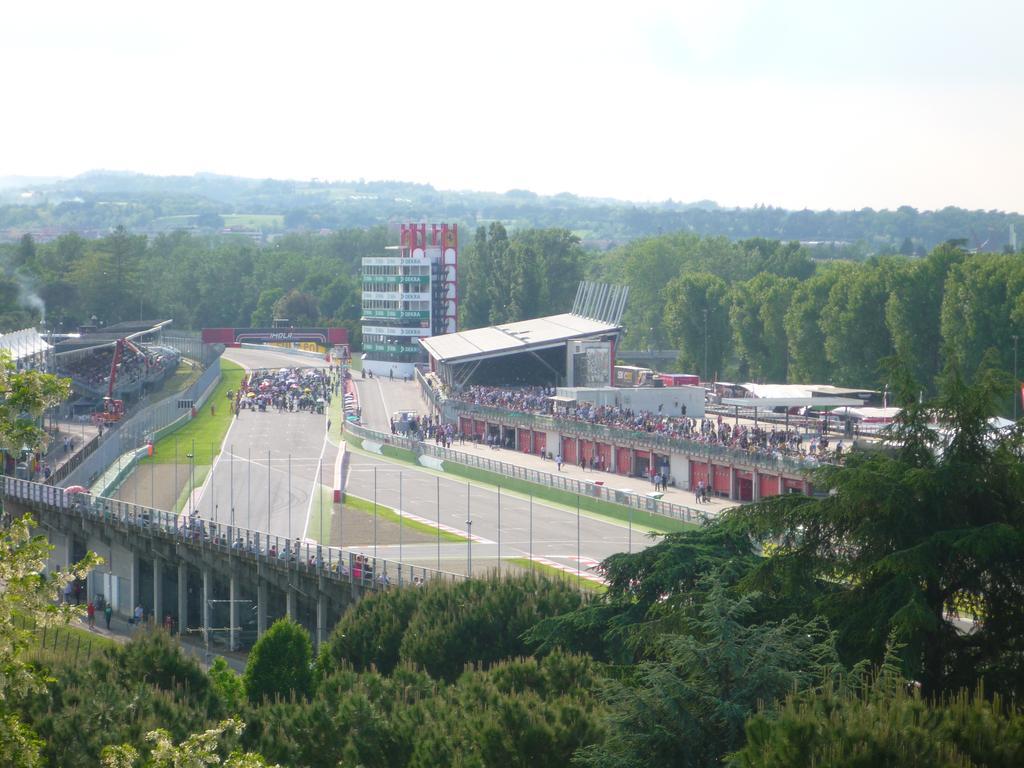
2, 0, 1022, 212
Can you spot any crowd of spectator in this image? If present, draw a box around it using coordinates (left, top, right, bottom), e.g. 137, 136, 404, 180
449, 384, 844, 464
57, 345, 178, 392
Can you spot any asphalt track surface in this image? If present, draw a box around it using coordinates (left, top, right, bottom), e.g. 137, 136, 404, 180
197, 349, 658, 576
347, 376, 659, 575
194, 348, 334, 542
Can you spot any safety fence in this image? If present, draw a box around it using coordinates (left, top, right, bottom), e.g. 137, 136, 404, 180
45, 434, 100, 487
4, 476, 465, 590
161, 334, 224, 367
346, 421, 707, 524
61, 358, 223, 490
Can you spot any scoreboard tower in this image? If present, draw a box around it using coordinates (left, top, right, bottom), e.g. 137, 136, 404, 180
360, 222, 458, 378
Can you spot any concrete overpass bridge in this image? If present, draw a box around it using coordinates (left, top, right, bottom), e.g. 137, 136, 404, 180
3, 477, 461, 651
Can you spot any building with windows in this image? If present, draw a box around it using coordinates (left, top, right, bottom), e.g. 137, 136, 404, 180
360, 223, 458, 378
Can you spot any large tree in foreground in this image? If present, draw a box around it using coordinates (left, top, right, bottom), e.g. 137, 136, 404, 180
726, 353, 1024, 697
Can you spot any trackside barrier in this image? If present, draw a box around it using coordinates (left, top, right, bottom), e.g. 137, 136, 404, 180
61, 358, 223, 489
3, 476, 464, 589
345, 421, 707, 524
238, 343, 330, 362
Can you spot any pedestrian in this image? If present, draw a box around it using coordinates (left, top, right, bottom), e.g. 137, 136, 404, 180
327, 419, 331, 433
86, 600, 96, 629
104, 603, 113, 629
164, 614, 174, 632
556, 453, 563, 472
134, 603, 144, 626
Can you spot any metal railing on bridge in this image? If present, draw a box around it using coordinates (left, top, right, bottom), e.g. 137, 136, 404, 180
345, 420, 708, 525
3, 476, 464, 591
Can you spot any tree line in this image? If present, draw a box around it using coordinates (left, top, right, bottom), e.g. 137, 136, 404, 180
595, 233, 1024, 404
3, 171, 1023, 250
3, 226, 1023, 410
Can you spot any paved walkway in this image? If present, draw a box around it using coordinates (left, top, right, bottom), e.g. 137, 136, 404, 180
357, 378, 741, 517
28, 419, 100, 482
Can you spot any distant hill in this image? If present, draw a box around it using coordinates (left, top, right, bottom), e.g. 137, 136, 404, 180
0, 171, 1020, 252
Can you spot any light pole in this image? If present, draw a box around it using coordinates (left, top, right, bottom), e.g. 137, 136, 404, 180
703, 307, 709, 382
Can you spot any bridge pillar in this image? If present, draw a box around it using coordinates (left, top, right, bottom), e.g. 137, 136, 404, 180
256, 579, 267, 637
229, 574, 239, 651
286, 586, 296, 620
316, 580, 326, 650
202, 567, 211, 647
131, 551, 141, 619
752, 469, 761, 502
153, 558, 164, 629
178, 562, 188, 637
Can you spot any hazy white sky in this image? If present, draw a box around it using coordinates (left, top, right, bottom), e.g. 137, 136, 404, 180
2, 0, 1021, 211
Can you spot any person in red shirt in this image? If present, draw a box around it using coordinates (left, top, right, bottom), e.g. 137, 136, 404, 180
86, 601, 96, 629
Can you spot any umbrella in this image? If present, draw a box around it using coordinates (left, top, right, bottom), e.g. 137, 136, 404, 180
247, 392, 256, 398
65, 485, 91, 494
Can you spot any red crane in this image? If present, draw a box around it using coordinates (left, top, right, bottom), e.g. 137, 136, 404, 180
96, 338, 150, 423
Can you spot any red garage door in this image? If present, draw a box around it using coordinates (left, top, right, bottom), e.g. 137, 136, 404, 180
690, 460, 709, 489
518, 428, 531, 453
581, 441, 594, 465
616, 447, 632, 475
735, 469, 753, 501
460, 417, 473, 435
782, 477, 805, 494
561, 437, 577, 464
712, 464, 731, 495
533, 431, 546, 456
759, 474, 780, 498
475, 420, 486, 438
596, 443, 611, 472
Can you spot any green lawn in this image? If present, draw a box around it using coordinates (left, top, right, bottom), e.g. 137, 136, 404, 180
344, 493, 467, 542
221, 213, 284, 229
25, 622, 121, 665
144, 359, 202, 402
141, 359, 245, 466
341, 428, 691, 534
506, 558, 607, 593
306, 484, 335, 544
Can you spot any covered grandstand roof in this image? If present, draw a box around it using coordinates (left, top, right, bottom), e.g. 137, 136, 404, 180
420, 313, 621, 365
0, 328, 51, 361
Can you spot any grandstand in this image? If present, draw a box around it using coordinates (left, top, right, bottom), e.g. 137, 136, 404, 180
420, 282, 628, 389
53, 319, 180, 412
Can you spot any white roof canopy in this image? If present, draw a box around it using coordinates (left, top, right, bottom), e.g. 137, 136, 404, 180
420, 313, 621, 365
0, 328, 51, 361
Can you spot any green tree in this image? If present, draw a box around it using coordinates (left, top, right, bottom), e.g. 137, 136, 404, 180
574, 575, 837, 768
101, 719, 274, 768
729, 274, 796, 382
663, 272, 730, 380
0, 513, 99, 767
244, 619, 312, 704
316, 585, 421, 676
207, 658, 246, 715
271, 290, 319, 327
784, 265, 844, 383
731, 653, 1024, 768
885, 244, 965, 392
0, 351, 71, 456
820, 259, 896, 387
727, 355, 1024, 697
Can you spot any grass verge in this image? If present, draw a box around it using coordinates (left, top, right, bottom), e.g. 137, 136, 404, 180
144, 359, 202, 402
306, 484, 335, 544
141, 359, 245, 466
506, 558, 607, 593
25, 622, 121, 664
341, 426, 692, 534
344, 493, 467, 542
